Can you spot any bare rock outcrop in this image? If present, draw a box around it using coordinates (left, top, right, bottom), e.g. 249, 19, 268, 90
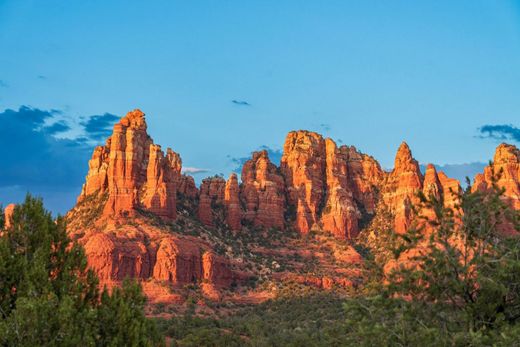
382, 142, 423, 233
241, 150, 286, 229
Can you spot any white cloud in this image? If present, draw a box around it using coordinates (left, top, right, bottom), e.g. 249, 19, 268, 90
182, 167, 210, 174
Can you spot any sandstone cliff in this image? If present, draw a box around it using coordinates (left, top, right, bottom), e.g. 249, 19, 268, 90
241, 150, 286, 229
78, 109, 181, 220
382, 142, 424, 233
472, 143, 520, 210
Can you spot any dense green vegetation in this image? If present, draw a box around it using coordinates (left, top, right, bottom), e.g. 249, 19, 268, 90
0, 195, 162, 347
156, 291, 350, 346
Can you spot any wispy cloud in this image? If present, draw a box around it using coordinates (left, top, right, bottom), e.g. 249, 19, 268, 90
182, 167, 210, 174
231, 99, 251, 106
80, 113, 119, 141
478, 124, 520, 143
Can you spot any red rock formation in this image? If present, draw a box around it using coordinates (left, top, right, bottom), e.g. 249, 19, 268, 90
382, 142, 423, 233
281, 131, 326, 233
280, 132, 384, 239
438, 171, 461, 209
473, 143, 520, 210
141, 144, 176, 219
83, 231, 153, 281
3, 204, 15, 229
78, 146, 110, 200
153, 237, 203, 283
177, 175, 199, 198
241, 150, 286, 229
320, 139, 359, 239
103, 109, 152, 218
422, 164, 442, 201
77, 223, 234, 289
77, 109, 182, 221
202, 251, 234, 288
472, 173, 487, 193
224, 173, 242, 230
166, 148, 182, 178
345, 146, 385, 214
419, 164, 441, 226
198, 176, 226, 227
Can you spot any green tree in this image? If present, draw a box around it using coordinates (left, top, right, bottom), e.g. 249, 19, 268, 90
344, 176, 520, 346
0, 194, 162, 346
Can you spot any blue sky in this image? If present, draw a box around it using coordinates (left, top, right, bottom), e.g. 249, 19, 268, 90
1, 0, 520, 214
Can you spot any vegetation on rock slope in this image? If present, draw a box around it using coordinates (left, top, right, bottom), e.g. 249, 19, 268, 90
0, 195, 162, 346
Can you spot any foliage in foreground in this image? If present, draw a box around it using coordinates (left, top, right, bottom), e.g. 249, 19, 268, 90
0, 195, 162, 347
344, 177, 520, 346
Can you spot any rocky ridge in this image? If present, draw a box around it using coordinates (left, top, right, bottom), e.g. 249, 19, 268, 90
61, 109, 519, 310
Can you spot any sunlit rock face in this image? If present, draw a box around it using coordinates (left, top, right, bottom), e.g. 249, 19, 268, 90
279, 131, 384, 239
345, 146, 385, 215
70, 110, 237, 299
241, 150, 286, 230
382, 142, 424, 233
320, 139, 360, 239
472, 143, 520, 235
281, 131, 327, 234
78, 109, 180, 220
67, 108, 520, 304
473, 143, 520, 210
3, 204, 15, 229
224, 173, 242, 231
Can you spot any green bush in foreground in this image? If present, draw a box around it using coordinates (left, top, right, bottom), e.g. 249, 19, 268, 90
343, 178, 520, 346
0, 195, 162, 347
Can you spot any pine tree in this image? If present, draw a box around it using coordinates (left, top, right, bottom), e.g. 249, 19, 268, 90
0, 195, 162, 346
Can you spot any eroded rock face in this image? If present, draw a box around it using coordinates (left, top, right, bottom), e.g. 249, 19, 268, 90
345, 146, 385, 215
420, 164, 461, 226
153, 237, 203, 283
83, 231, 153, 281
3, 204, 15, 229
141, 144, 176, 219
382, 142, 423, 233
202, 251, 234, 288
224, 173, 242, 230
78, 146, 110, 200
320, 139, 359, 239
177, 175, 199, 198
103, 109, 152, 218
76, 224, 233, 289
241, 150, 286, 229
473, 143, 520, 210
279, 132, 385, 239
281, 131, 327, 233
438, 171, 461, 210
198, 176, 226, 227
78, 109, 182, 220
71, 110, 238, 294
